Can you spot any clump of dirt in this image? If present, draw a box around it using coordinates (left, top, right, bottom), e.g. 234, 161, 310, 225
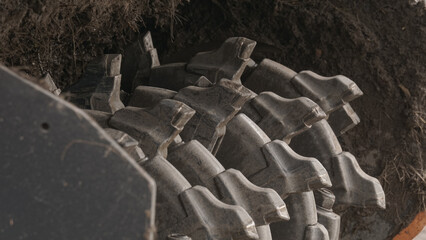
0, 0, 184, 88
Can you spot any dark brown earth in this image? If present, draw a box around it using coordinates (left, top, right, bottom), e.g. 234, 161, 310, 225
0, 0, 184, 88
1, 1, 424, 239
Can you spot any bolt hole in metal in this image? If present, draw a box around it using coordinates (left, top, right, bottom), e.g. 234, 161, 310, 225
41, 122, 50, 131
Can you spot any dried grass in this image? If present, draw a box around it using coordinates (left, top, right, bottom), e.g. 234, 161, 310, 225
0, 0, 184, 88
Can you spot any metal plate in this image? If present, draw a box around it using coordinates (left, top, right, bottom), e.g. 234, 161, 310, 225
0, 65, 156, 240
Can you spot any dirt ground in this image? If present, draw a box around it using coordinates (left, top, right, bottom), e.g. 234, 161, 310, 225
1, 0, 425, 239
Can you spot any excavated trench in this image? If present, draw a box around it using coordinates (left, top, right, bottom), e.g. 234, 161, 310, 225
0, 0, 425, 239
